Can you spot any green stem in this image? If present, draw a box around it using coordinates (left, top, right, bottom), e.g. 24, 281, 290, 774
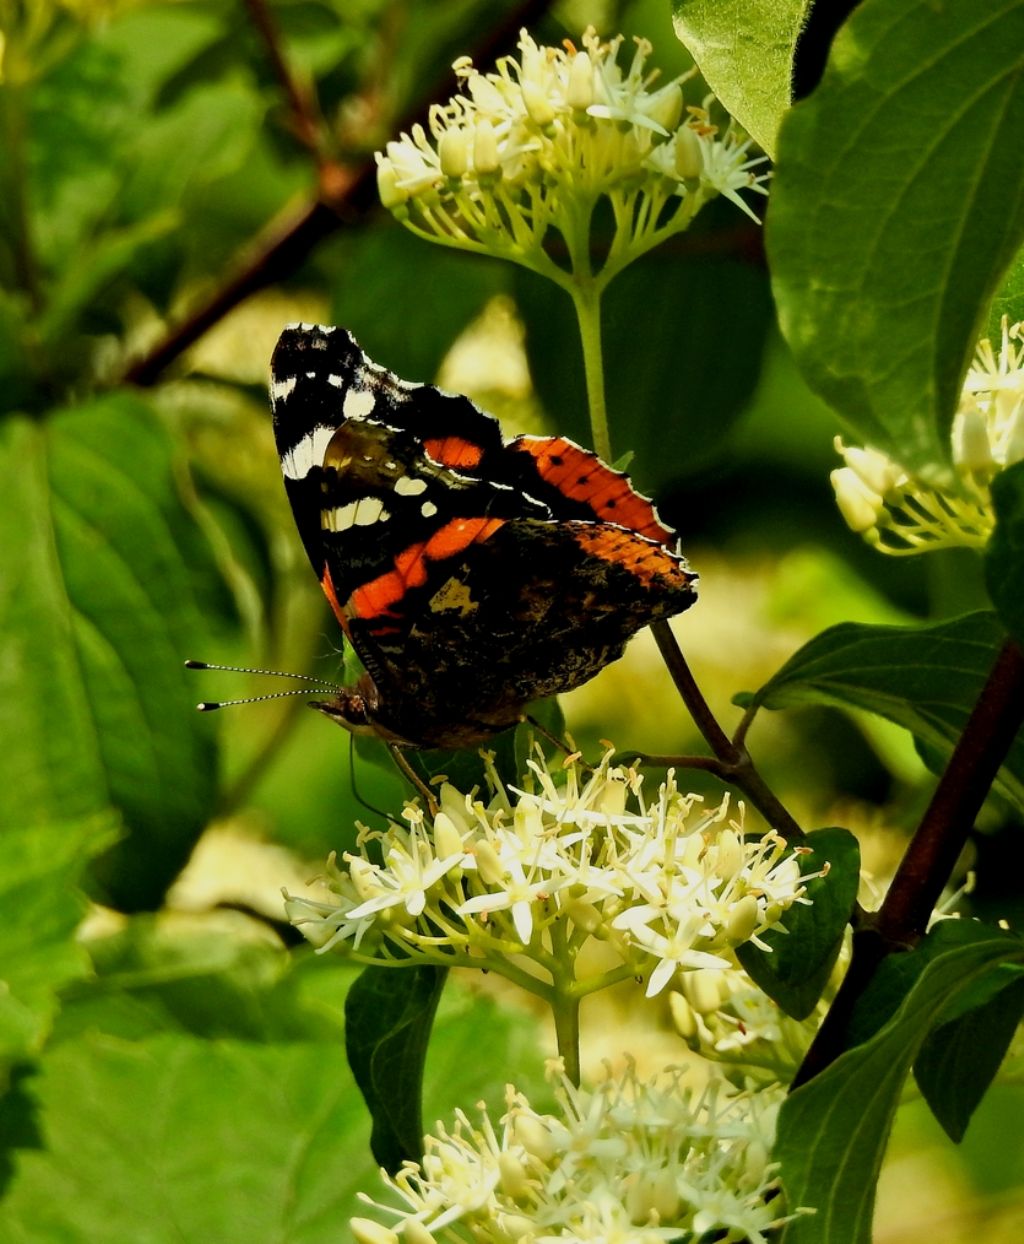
569, 280, 613, 462
552, 989, 582, 1086
548, 918, 582, 1084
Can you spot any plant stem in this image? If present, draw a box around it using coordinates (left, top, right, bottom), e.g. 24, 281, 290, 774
243, 0, 324, 158
877, 634, 1024, 940
569, 280, 613, 462
793, 634, 1024, 1087
651, 621, 805, 842
552, 990, 582, 1086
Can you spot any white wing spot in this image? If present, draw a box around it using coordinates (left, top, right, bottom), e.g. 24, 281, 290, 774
343, 389, 376, 420
394, 476, 428, 497
325, 497, 391, 531
280, 425, 335, 479
270, 375, 297, 404
421, 500, 439, 518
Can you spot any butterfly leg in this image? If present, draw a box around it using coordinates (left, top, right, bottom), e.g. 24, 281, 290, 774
387, 743, 441, 818
522, 712, 595, 770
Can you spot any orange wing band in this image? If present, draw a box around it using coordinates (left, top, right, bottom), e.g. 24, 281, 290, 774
570, 526, 690, 587
349, 517, 506, 619
514, 437, 674, 546
424, 436, 484, 469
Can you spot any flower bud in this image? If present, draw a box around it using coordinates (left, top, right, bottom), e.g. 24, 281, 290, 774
673, 125, 703, 180
669, 991, 699, 1041
744, 1137, 770, 1184
498, 1150, 530, 1198
438, 126, 469, 179
563, 897, 604, 936
400, 1222, 436, 1244
513, 1113, 556, 1162
952, 405, 994, 471
838, 441, 902, 495
567, 51, 594, 110
432, 812, 463, 860
473, 839, 505, 886
473, 119, 501, 175
714, 828, 744, 879
685, 968, 724, 1014
598, 774, 627, 818
347, 856, 381, 902
999, 389, 1024, 466
351, 1218, 399, 1244
831, 467, 882, 534
522, 80, 555, 127
646, 83, 683, 134
376, 158, 407, 210
466, 71, 504, 113
649, 1168, 682, 1222
497, 1215, 534, 1240
726, 893, 760, 943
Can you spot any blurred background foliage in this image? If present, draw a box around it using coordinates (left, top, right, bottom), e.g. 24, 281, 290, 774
0, 0, 1021, 1239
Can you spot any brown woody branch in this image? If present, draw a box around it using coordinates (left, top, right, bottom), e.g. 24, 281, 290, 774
123, 0, 557, 388
651, 620, 806, 843
793, 633, 1024, 1087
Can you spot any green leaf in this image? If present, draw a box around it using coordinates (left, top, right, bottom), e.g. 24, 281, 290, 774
0, 396, 218, 909
671, 0, 808, 155
736, 827, 860, 1019
746, 611, 1024, 811
54, 919, 351, 1045
775, 927, 1024, 1244
345, 964, 446, 1171
768, 0, 1024, 476
516, 250, 772, 491
845, 918, 1004, 1048
0, 815, 118, 1063
986, 461, 1024, 644
0, 1033, 374, 1244
914, 966, 1024, 1142
331, 224, 504, 385
984, 243, 1024, 343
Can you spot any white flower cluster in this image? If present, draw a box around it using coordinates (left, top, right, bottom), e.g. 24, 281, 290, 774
285, 752, 814, 1002
831, 319, 1024, 554
375, 28, 767, 286
351, 1059, 794, 1244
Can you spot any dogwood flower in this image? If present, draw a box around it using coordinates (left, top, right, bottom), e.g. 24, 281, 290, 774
831, 319, 1024, 554
286, 750, 816, 1004
375, 27, 767, 290
351, 1058, 798, 1244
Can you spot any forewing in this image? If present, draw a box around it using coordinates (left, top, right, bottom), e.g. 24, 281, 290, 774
503, 436, 678, 546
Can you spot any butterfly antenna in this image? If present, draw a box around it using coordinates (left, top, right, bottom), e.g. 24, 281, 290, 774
194, 688, 330, 712
184, 659, 340, 689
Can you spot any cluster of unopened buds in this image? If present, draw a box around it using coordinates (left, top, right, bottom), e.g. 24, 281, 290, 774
374, 27, 767, 287
831, 319, 1024, 554
351, 1058, 796, 1244
286, 750, 816, 1003
670, 956, 843, 1083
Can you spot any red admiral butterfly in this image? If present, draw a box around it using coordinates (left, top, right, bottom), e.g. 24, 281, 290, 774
269, 324, 697, 750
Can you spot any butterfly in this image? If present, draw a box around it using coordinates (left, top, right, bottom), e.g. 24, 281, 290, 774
269, 324, 697, 751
